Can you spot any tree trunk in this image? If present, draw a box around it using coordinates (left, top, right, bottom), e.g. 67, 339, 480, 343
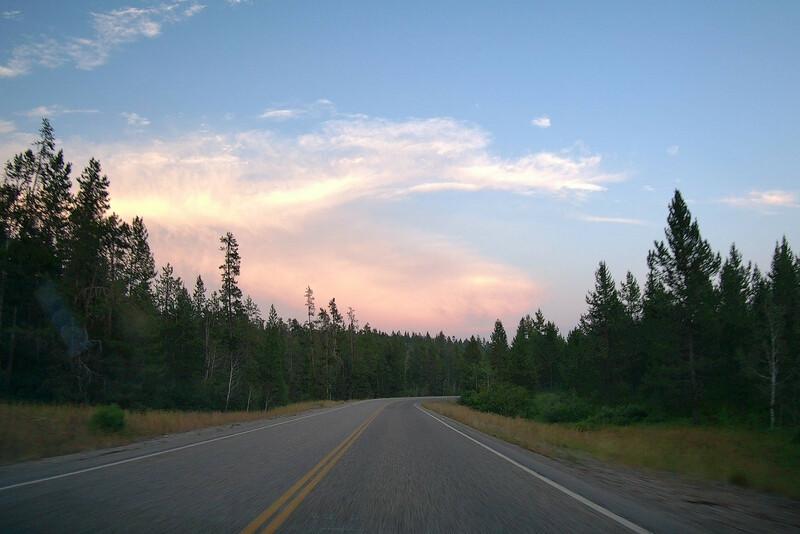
769, 325, 778, 430
0, 239, 7, 345
225, 356, 236, 411
204, 317, 214, 381
688, 333, 698, 421
4, 306, 17, 387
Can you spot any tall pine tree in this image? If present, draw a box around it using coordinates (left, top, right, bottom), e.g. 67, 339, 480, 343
648, 190, 720, 416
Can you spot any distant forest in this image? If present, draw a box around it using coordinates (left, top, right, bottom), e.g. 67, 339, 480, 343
1, 121, 798, 428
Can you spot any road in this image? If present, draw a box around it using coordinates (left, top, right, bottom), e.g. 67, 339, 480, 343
1, 398, 700, 533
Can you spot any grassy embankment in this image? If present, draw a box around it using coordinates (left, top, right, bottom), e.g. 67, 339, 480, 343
0, 400, 338, 466
423, 400, 800, 500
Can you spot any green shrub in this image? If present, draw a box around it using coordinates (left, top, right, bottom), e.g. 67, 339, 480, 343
583, 403, 649, 427
535, 391, 593, 423
89, 404, 126, 433
460, 383, 532, 418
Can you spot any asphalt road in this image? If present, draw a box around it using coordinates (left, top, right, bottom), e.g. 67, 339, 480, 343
0, 398, 700, 533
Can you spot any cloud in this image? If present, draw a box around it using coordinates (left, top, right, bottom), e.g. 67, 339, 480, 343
52, 114, 619, 335
22, 105, 99, 118
0, 119, 15, 134
0, 2, 204, 77
70, 116, 621, 230
666, 145, 679, 156
260, 109, 301, 120
531, 116, 551, 128
3, 10, 21, 20
259, 99, 337, 121
151, 219, 540, 336
121, 112, 150, 127
577, 214, 647, 226
722, 190, 798, 212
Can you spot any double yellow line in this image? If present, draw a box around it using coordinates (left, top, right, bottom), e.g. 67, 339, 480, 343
241, 403, 388, 534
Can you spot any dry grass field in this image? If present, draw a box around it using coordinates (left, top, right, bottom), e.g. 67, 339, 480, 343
0, 400, 339, 465
423, 400, 800, 500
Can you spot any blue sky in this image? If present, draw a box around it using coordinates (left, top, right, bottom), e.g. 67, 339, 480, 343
1, 1, 798, 337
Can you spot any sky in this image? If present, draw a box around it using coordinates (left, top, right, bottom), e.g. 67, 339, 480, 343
1, 1, 798, 338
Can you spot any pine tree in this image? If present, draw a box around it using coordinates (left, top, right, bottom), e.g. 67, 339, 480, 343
488, 319, 508, 385
32, 120, 74, 276
65, 157, 112, 341
155, 264, 180, 316
261, 304, 287, 409
580, 261, 625, 401
219, 232, 243, 410
125, 217, 156, 306
649, 190, 720, 415
508, 315, 536, 390
715, 244, 752, 410
581, 261, 624, 336
304, 285, 315, 328
192, 275, 207, 316
620, 271, 643, 323
754, 237, 800, 428
219, 232, 243, 335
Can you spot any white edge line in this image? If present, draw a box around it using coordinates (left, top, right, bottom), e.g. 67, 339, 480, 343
0, 401, 365, 492
415, 404, 653, 534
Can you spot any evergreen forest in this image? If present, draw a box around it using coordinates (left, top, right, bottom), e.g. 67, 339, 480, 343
2, 121, 799, 429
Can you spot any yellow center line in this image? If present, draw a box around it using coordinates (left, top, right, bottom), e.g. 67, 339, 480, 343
241, 402, 388, 534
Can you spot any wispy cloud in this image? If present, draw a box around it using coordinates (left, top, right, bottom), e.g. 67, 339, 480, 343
0, 119, 17, 134
722, 190, 798, 212
531, 116, 551, 128
259, 99, 336, 121
78, 116, 621, 229
666, 145, 679, 156
3, 10, 21, 20
22, 105, 99, 119
56, 114, 618, 334
121, 112, 150, 127
0, 2, 204, 77
260, 109, 301, 120
577, 214, 647, 226
0, 119, 15, 134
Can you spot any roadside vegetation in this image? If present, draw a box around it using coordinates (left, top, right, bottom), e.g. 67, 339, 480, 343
0, 400, 337, 465
424, 399, 800, 500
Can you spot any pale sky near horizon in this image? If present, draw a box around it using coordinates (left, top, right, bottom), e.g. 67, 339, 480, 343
1, 1, 798, 338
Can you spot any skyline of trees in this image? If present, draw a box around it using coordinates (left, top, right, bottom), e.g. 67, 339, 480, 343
1, 120, 798, 429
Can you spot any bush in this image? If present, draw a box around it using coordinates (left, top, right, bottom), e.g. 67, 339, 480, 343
89, 404, 126, 433
583, 403, 649, 427
460, 383, 532, 418
535, 391, 593, 423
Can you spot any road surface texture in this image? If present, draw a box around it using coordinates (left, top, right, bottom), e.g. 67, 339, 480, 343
1, 398, 797, 533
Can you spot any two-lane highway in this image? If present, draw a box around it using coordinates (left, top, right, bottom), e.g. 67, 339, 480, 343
1, 398, 696, 533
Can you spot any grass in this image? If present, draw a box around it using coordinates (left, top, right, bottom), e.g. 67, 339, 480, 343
0, 400, 339, 466
423, 400, 800, 500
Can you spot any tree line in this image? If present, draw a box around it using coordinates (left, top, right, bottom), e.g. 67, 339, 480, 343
1, 121, 798, 428
0, 120, 468, 411
477, 190, 799, 428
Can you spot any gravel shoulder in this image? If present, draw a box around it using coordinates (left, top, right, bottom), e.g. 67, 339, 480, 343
566, 452, 800, 533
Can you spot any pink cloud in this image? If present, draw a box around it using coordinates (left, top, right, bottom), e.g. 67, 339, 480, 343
49, 116, 617, 336
145, 219, 539, 338
722, 190, 798, 212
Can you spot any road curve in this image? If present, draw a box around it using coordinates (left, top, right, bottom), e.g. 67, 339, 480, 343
0, 398, 699, 533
